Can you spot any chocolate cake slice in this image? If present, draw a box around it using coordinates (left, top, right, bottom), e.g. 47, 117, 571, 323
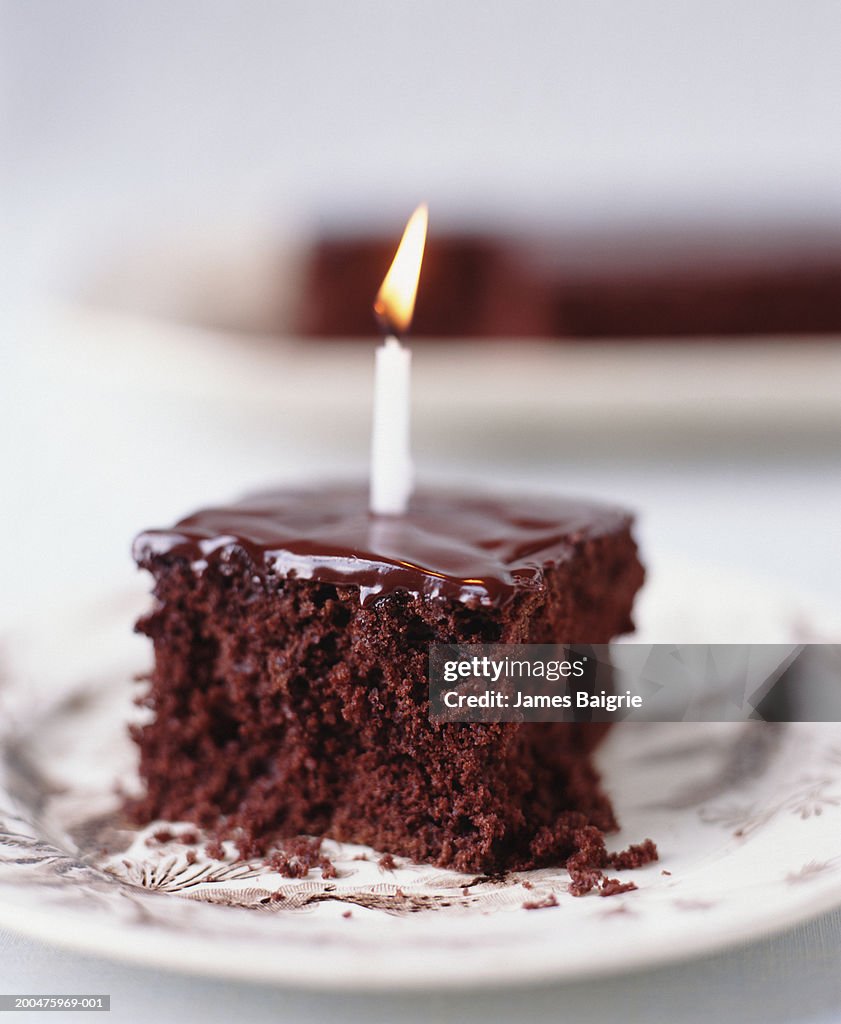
130, 486, 646, 874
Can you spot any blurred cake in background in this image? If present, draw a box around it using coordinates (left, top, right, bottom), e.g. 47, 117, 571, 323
294, 223, 841, 339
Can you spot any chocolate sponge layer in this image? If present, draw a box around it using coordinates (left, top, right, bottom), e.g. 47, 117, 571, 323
130, 489, 644, 872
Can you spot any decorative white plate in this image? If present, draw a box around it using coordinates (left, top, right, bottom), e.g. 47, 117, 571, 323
0, 562, 839, 991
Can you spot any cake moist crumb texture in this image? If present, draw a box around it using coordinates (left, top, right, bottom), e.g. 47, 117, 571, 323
129, 486, 653, 875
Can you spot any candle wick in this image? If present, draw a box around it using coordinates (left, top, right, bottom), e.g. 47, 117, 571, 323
374, 310, 403, 344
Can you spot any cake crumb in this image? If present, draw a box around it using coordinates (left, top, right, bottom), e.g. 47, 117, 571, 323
265, 836, 335, 879
600, 878, 638, 897
204, 840, 225, 860
185, 849, 198, 865
566, 828, 658, 897
522, 893, 559, 910
342, 910, 352, 919
319, 858, 338, 879
147, 827, 200, 848
607, 838, 658, 870
378, 853, 397, 871
661, 869, 672, 876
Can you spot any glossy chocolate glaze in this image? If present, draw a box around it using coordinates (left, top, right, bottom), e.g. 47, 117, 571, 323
133, 486, 633, 607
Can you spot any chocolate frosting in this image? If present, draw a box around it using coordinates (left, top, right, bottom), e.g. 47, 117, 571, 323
133, 486, 632, 607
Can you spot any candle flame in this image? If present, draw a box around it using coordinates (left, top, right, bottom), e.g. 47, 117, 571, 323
374, 203, 428, 337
